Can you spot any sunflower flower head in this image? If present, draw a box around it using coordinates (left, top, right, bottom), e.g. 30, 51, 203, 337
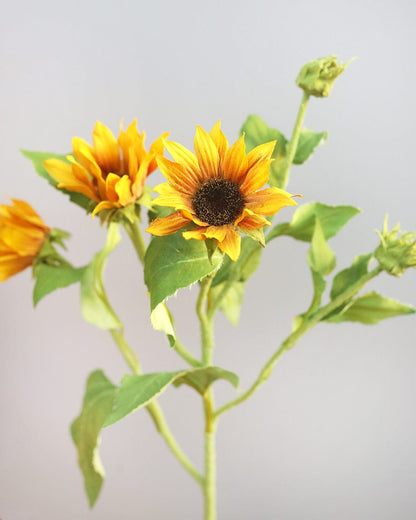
43, 120, 169, 219
146, 121, 299, 261
0, 199, 50, 282
375, 217, 416, 276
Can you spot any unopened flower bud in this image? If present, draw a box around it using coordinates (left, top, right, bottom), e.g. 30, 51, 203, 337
296, 55, 354, 98
375, 217, 416, 276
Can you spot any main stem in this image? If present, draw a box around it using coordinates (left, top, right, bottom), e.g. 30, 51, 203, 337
198, 273, 218, 520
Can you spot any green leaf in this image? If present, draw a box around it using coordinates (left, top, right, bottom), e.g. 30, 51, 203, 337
213, 238, 261, 287
307, 218, 336, 276
210, 281, 245, 325
104, 367, 239, 427
173, 366, 239, 394
324, 291, 416, 324
33, 263, 85, 306
80, 224, 122, 329
71, 370, 118, 507
293, 128, 328, 164
240, 115, 288, 188
150, 302, 176, 347
21, 150, 93, 211
270, 202, 360, 243
330, 253, 373, 300
144, 232, 223, 311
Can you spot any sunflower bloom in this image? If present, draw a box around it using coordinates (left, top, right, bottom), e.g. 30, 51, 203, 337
43, 121, 169, 217
0, 199, 50, 282
146, 122, 298, 261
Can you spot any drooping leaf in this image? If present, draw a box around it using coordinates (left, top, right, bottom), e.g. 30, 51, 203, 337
212, 237, 261, 287
33, 263, 85, 306
210, 281, 246, 325
293, 128, 328, 164
307, 218, 336, 276
71, 370, 118, 507
144, 232, 223, 311
268, 202, 360, 243
104, 367, 239, 427
150, 302, 176, 347
21, 150, 93, 211
330, 253, 373, 300
80, 224, 122, 329
324, 291, 416, 324
173, 366, 239, 394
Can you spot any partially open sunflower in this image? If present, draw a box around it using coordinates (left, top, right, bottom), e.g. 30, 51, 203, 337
147, 121, 298, 261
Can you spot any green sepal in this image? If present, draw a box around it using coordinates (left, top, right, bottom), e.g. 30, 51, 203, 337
268, 202, 360, 243
80, 224, 122, 329
324, 291, 416, 324
150, 302, 176, 347
103, 367, 239, 427
21, 150, 94, 212
205, 238, 220, 264
71, 370, 118, 507
144, 232, 223, 311
307, 218, 336, 276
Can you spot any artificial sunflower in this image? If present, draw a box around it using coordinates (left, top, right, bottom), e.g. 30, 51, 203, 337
44, 120, 169, 217
146, 122, 298, 261
0, 199, 50, 282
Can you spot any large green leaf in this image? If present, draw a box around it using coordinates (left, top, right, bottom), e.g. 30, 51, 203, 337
324, 291, 416, 324
210, 281, 245, 325
212, 238, 261, 287
330, 253, 373, 300
21, 150, 93, 211
71, 370, 118, 507
293, 128, 327, 164
144, 232, 223, 311
80, 224, 122, 329
104, 367, 239, 427
307, 218, 336, 276
33, 263, 85, 306
150, 302, 176, 347
268, 202, 360, 243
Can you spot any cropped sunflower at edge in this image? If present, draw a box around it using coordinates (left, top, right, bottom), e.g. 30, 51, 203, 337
146, 121, 298, 261
43, 120, 169, 217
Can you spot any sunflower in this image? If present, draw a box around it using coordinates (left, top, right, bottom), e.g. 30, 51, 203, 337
44, 120, 169, 217
146, 122, 298, 261
0, 199, 50, 282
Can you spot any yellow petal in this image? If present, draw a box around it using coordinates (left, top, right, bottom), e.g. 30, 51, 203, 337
222, 135, 248, 183
115, 175, 134, 206
148, 132, 170, 173
157, 156, 198, 195
132, 153, 152, 198
44, 160, 98, 201
182, 227, 207, 242
246, 141, 276, 169
209, 121, 229, 166
202, 225, 229, 242
91, 200, 119, 217
92, 121, 121, 174
0, 254, 33, 282
72, 137, 102, 179
105, 173, 121, 202
146, 211, 190, 236
194, 126, 219, 180
235, 209, 271, 230
4, 199, 48, 231
218, 226, 241, 261
245, 188, 298, 215
239, 160, 272, 195
153, 184, 194, 212
164, 140, 202, 183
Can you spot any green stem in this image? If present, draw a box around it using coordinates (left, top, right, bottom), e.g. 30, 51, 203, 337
203, 390, 217, 520
197, 272, 216, 365
215, 265, 382, 418
280, 91, 310, 189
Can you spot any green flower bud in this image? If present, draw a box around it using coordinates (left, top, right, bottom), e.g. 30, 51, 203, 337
375, 217, 416, 276
296, 55, 354, 97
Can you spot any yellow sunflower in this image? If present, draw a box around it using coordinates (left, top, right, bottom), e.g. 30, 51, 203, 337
0, 199, 50, 282
146, 122, 298, 261
44, 120, 169, 217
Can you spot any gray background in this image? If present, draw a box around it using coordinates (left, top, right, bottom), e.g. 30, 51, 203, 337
1, 0, 415, 518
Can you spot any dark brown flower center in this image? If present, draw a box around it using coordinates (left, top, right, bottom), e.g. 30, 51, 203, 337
192, 178, 244, 226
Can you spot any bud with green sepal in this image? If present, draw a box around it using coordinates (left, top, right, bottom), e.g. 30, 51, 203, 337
375, 217, 416, 276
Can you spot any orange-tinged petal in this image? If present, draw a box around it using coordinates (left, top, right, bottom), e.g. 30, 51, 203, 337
105, 173, 121, 202
43, 159, 74, 185
2, 199, 48, 231
164, 140, 202, 184
0, 225, 44, 256
146, 211, 190, 236
72, 137, 102, 179
132, 154, 152, 198
157, 156, 198, 195
245, 188, 298, 215
194, 126, 219, 180
153, 184, 194, 213
148, 132, 170, 174
182, 227, 207, 242
93, 121, 121, 173
239, 160, 272, 195
91, 200, 119, 217
209, 121, 229, 165
222, 135, 248, 183
182, 225, 228, 243
218, 226, 241, 261
0, 254, 34, 282
246, 141, 276, 169
235, 209, 271, 230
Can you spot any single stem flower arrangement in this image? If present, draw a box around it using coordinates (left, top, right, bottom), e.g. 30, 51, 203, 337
2, 55, 415, 520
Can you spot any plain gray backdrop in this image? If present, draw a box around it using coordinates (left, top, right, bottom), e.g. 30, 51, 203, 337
1, 0, 415, 519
